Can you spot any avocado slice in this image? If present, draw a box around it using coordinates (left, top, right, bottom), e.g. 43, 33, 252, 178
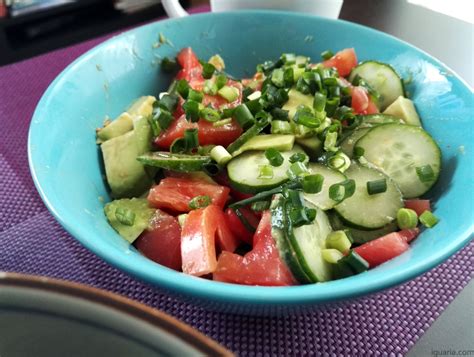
282, 88, 314, 120
101, 115, 153, 198
97, 112, 133, 143
104, 198, 155, 243
383, 96, 421, 126
127, 96, 156, 118
231, 134, 295, 157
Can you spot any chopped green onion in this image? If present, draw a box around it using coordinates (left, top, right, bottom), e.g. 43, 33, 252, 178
189, 195, 212, 209
226, 116, 271, 154
287, 162, 309, 179
153, 107, 174, 130
271, 120, 292, 134
289, 206, 316, 227
242, 87, 254, 100
397, 208, 418, 229
353, 146, 365, 159
233, 104, 255, 129
302, 174, 324, 194
221, 108, 235, 118
329, 179, 356, 203
188, 89, 203, 103
328, 85, 341, 98
197, 145, 215, 156
170, 138, 187, 153
281, 53, 296, 64
296, 77, 311, 94
210, 145, 232, 165
339, 250, 369, 273
184, 128, 199, 151
322, 248, 344, 264
271, 108, 289, 121
271, 68, 285, 87
115, 207, 136, 226
158, 94, 179, 112
200, 107, 220, 122
182, 100, 200, 122
176, 79, 190, 98
201, 62, 216, 79
284, 67, 294, 87
213, 118, 233, 127
245, 98, 263, 115
321, 50, 334, 60
366, 179, 387, 195
247, 90, 262, 101
161, 57, 178, 72
324, 131, 338, 152
328, 152, 351, 173
294, 106, 321, 128
203, 80, 218, 95
258, 164, 274, 179
265, 148, 284, 167
286, 189, 303, 207
325, 97, 340, 117
313, 92, 327, 113
218, 85, 239, 102
215, 74, 228, 89
416, 164, 435, 183
419, 211, 439, 228
251, 201, 271, 212
202, 162, 222, 176
323, 77, 338, 86
326, 230, 352, 253
289, 152, 307, 163
208, 54, 225, 70
293, 66, 306, 81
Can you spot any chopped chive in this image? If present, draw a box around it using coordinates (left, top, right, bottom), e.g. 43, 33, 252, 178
287, 162, 309, 179
329, 179, 356, 203
258, 164, 274, 179
271, 68, 285, 87
353, 146, 365, 159
284, 67, 294, 87
201, 62, 216, 79
289, 152, 307, 163
325, 97, 340, 117
226, 116, 271, 154
182, 100, 200, 122
328, 152, 351, 173
215, 74, 228, 89
184, 128, 199, 151
233, 104, 255, 129
286, 189, 304, 207
200, 107, 220, 122
170, 138, 187, 153
271, 120, 292, 134
161, 57, 178, 72
324, 131, 338, 152
416, 164, 435, 183
251, 200, 271, 212
322, 249, 344, 264
397, 208, 418, 229
323, 77, 338, 86
281, 53, 296, 64
189, 195, 212, 209
265, 148, 284, 167
242, 86, 254, 100
213, 118, 233, 127
203, 80, 218, 95
321, 50, 334, 60
176, 79, 190, 98
289, 207, 316, 227
313, 92, 327, 113
245, 98, 263, 115
367, 179, 387, 195
328, 85, 341, 98
218, 85, 239, 102
419, 211, 439, 228
271, 108, 289, 121
302, 174, 324, 194
158, 94, 179, 112
188, 89, 203, 103
210, 145, 232, 165
326, 230, 352, 253
294, 106, 321, 128
115, 207, 136, 226
153, 107, 174, 130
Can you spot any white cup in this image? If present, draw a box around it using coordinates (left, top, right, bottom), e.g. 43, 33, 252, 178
162, 0, 343, 19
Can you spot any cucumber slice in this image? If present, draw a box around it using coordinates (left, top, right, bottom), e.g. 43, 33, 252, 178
340, 128, 370, 157
328, 211, 398, 244
227, 145, 307, 194
288, 199, 333, 282
231, 134, 295, 157
383, 96, 422, 126
137, 152, 211, 172
349, 61, 404, 110
296, 136, 323, 161
358, 114, 404, 128
355, 124, 441, 198
334, 163, 403, 229
304, 163, 347, 210
271, 196, 312, 284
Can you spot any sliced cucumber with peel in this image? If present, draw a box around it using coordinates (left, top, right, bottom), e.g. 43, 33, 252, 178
358, 114, 404, 128
349, 61, 404, 110
304, 163, 347, 210
340, 128, 370, 157
355, 123, 441, 198
227, 145, 307, 194
334, 163, 403, 229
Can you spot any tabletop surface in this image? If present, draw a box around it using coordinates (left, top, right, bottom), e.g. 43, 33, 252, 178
0, 4, 473, 356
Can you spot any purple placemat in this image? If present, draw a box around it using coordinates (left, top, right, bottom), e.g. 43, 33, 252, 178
0, 8, 473, 356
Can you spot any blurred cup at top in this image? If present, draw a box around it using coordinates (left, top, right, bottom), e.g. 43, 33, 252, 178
162, 0, 344, 19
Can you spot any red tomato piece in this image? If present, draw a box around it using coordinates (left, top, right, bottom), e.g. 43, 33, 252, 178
354, 231, 410, 267
134, 210, 182, 271
322, 48, 358, 77
398, 228, 420, 243
213, 211, 296, 286
364, 98, 379, 114
350, 86, 369, 114
147, 177, 230, 213
202, 80, 243, 110
404, 199, 431, 217
206, 205, 239, 253
181, 205, 219, 276
176, 47, 203, 82
154, 115, 243, 149
224, 207, 260, 245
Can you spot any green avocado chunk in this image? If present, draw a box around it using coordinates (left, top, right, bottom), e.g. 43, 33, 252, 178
97, 112, 133, 143
104, 198, 155, 243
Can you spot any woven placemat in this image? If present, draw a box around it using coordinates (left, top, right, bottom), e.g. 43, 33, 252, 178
1, 8, 473, 355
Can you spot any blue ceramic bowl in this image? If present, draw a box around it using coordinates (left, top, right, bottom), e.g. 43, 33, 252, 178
29, 11, 473, 315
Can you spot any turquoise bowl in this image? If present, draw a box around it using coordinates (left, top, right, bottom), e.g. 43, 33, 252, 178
29, 11, 473, 315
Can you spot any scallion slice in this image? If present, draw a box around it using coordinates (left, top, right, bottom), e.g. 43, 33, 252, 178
189, 195, 212, 209
182, 100, 200, 122
416, 164, 435, 183
203, 80, 218, 95
271, 68, 285, 87
322, 249, 343, 264
329, 179, 356, 203
215, 74, 228, 89
218, 85, 239, 102
271, 120, 292, 134
313, 92, 327, 113
210, 145, 232, 165
286, 162, 309, 179
289, 152, 307, 163
265, 148, 284, 167
419, 211, 439, 228
326, 230, 352, 253
184, 128, 199, 151
158, 94, 179, 112
161, 57, 178, 72
293, 106, 321, 128
366, 179, 387, 195
200, 107, 220, 122
328, 152, 351, 173
251, 201, 271, 212
153, 108, 173, 130
188, 89, 203, 103
258, 164, 274, 179
321, 50, 334, 60
233, 104, 255, 129
397, 208, 418, 229
302, 174, 324, 194
201, 62, 216, 79
176, 79, 190, 98
213, 118, 232, 127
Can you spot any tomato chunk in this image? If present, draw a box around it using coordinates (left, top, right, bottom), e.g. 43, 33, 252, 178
322, 48, 358, 77
147, 177, 230, 213
404, 199, 431, 216
181, 205, 219, 276
354, 231, 410, 267
134, 210, 182, 271
350, 86, 369, 114
207, 205, 239, 253
224, 207, 260, 245
213, 211, 295, 286
398, 228, 420, 243
176, 47, 203, 82
154, 115, 242, 149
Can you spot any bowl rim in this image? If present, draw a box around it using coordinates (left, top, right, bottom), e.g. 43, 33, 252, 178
28, 10, 474, 307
